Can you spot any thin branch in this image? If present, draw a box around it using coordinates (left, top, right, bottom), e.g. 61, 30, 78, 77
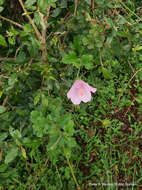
0, 57, 16, 61
99, 48, 104, 67
74, 0, 78, 16
91, 0, 95, 12
66, 155, 81, 190
2, 95, 9, 106
50, 135, 62, 150
38, 6, 51, 62
18, 0, 42, 41
0, 15, 24, 29
128, 61, 135, 73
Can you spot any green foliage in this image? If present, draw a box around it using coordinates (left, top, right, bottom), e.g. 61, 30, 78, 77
0, 0, 142, 189
5, 147, 18, 164
0, 34, 7, 47
31, 96, 76, 163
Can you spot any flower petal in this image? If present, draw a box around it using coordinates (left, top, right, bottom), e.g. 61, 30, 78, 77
80, 86, 92, 103
88, 85, 97, 93
70, 88, 81, 104
67, 79, 97, 105
71, 95, 81, 105
67, 83, 81, 105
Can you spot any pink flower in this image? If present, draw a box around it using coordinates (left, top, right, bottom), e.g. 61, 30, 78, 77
67, 80, 97, 105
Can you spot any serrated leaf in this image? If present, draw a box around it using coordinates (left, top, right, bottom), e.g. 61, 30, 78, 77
62, 51, 81, 68
81, 54, 94, 69
0, 34, 7, 47
62, 51, 77, 64
5, 147, 18, 164
102, 68, 112, 79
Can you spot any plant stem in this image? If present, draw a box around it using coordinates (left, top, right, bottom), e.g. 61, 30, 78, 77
66, 155, 81, 190
0, 15, 24, 29
18, 0, 42, 41
76, 67, 80, 78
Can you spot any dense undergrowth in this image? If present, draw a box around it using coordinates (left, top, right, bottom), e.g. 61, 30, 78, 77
0, 0, 142, 189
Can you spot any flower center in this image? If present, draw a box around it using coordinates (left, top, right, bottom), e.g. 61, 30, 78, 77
78, 87, 84, 97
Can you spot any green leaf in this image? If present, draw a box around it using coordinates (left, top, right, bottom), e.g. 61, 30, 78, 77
85, 0, 91, 5
0, 132, 8, 142
52, 8, 61, 17
0, 34, 7, 47
102, 68, 112, 79
34, 93, 41, 106
0, 164, 8, 172
25, 0, 36, 9
102, 119, 111, 127
60, 0, 67, 8
136, 96, 142, 104
8, 37, 16, 45
62, 51, 76, 64
0, 0, 6, 6
62, 51, 81, 68
8, 73, 18, 88
5, 147, 18, 164
0, 90, 3, 98
63, 120, 74, 136
37, 0, 54, 12
132, 45, 142, 52
23, 24, 33, 34
81, 54, 94, 69
42, 94, 48, 107
31, 111, 48, 137
117, 31, 129, 38
0, 6, 4, 13
0, 106, 6, 114
72, 35, 84, 54
82, 37, 89, 46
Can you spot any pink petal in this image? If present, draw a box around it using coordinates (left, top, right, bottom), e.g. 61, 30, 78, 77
79, 84, 92, 103
67, 85, 81, 105
87, 85, 97, 93
71, 94, 81, 105
67, 80, 97, 105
